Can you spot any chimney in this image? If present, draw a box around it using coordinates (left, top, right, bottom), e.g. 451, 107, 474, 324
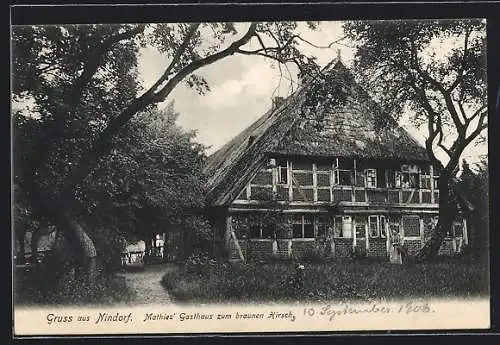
272, 96, 285, 110
337, 49, 342, 61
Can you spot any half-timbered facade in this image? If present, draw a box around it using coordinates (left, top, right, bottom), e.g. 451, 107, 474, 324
203, 58, 468, 262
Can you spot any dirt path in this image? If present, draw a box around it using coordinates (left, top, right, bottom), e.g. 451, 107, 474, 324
118, 264, 175, 305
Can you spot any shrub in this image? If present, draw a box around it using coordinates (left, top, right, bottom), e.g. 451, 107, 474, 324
184, 250, 219, 275
15, 255, 135, 306
14, 228, 136, 306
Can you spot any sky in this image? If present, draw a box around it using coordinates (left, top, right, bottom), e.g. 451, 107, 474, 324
137, 21, 487, 165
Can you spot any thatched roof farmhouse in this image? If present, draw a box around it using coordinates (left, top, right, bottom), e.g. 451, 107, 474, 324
203, 57, 468, 262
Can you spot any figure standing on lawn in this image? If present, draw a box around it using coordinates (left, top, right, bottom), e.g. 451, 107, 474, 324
389, 226, 404, 264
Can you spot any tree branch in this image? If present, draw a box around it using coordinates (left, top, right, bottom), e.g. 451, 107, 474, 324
409, 41, 466, 138
67, 25, 145, 105
148, 23, 200, 95
22, 25, 146, 192
294, 35, 347, 49
57, 23, 259, 199
465, 104, 487, 126
254, 32, 269, 53
447, 27, 472, 93
464, 109, 488, 147
152, 23, 257, 102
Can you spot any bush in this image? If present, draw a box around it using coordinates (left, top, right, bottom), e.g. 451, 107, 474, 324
14, 230, 135, 306
15, 260, 136, 306
184, 250, 219, 275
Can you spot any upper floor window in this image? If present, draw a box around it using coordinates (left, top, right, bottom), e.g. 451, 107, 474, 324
399, 164, 419, 189
277, 159, 288, 185
433, 176, 439, 189
334, 157, 354, 186
420, 165, 432, 189
366, 169, 377, 188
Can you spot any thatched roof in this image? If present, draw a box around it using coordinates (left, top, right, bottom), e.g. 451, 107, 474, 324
204, 59, 429, 206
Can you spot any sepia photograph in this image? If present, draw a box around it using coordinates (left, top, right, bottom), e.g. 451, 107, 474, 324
11, 14, 490, 335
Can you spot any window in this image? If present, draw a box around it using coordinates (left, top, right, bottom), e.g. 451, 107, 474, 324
419, 165, 431, 189
277, 159, 288, 185
399, 164, 419, 188
433, 176, 439, 189
386, 169, 396, 188
333, 216, 343, 238
292, 220, 302, 238
304, 215, 314, 238
355, 169, 366, 187
380, 216, 387, 238
420, 175, 431, 189
316, 216, 328, 238
395, 171, 402, 188
366, 169, 377, 188
292, 214, 315, 239
334, 157, 354, 186
355, 221, 366, 239
250, 223, 261, 239
369, 216, 379, 237
249, 221, 275, 239
368, 215, 387, 238
402, 215, 420, 237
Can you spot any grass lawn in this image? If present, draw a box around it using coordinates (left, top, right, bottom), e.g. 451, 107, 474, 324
161, 256, 489, 304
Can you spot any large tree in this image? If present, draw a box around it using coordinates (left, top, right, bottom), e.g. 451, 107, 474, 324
343, 19, 487, 259
12, 22, 337, 281
82, 103, 207, 255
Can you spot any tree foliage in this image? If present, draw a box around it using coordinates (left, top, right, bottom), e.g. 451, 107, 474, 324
343, 19, 487, 171
81, 103, 207, 241
12, 22, 336, 277
343, 19, 487, 259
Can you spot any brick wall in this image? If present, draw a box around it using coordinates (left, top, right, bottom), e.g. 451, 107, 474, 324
438, 238, 454, 256
404, 239, 422, 256
355, 239, 366, 252
367, 238, 387, 257
291, 240, 315, 257
333, 238, 352, 257
247, 240, 274, 261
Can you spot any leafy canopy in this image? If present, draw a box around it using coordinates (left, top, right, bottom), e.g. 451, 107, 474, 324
343, 19, 487, 171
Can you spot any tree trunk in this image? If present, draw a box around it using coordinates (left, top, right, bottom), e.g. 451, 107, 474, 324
56, 212, 98, 284
24, 182, 98, 284
417, 171, 454, 261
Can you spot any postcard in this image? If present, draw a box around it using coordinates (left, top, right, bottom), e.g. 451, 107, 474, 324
11, 14, 490, 336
